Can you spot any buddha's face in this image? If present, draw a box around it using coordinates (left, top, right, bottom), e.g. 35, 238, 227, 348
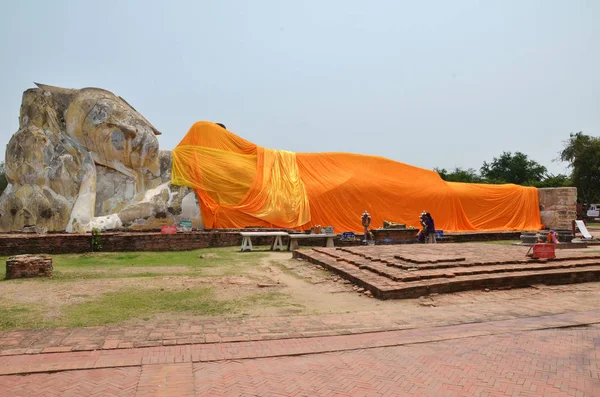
65, 89, 160, 175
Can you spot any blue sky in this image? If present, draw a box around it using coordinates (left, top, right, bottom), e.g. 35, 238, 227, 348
0, 0, 598, 176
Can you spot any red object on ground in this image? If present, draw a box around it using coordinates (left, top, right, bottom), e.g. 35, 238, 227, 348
533, 243, 556, 259
160, 226, 177, 234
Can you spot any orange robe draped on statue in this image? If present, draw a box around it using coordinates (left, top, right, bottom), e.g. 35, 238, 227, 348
171, 122, 542, 232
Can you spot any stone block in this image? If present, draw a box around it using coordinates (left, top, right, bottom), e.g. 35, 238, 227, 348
538, 187, 577, 230
6, 254, 53, 279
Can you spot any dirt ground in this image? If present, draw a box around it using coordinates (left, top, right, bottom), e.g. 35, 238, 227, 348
0, 252, 375, 318
139, 249, 600, 328
2, 246, 600, 326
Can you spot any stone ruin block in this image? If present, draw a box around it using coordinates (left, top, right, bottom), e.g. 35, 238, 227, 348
5, 254, 53, 279
538, 187, 577, 230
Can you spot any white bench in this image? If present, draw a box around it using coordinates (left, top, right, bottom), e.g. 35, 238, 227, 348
288, 233, 336, 251
240, 232, 289, 252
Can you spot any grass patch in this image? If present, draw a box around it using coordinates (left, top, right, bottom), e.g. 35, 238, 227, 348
0, 257, 6, 279
0, 305, 47, 330
53, 247, 266, 270
50, 270, 189, 281
58, 287, 294, 328
63, 286, 229, 327
0, 287, 296, 330
1, 247, 269, 281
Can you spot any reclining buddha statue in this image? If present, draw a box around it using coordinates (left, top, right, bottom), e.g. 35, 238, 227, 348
0, 84, 544, 234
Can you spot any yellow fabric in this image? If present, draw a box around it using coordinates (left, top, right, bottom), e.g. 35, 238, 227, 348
172, 121, 542, 232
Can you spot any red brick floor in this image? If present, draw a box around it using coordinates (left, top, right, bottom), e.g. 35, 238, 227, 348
192, 327, 600, 397
0, 311, 599, 396
0, 367, 140, 396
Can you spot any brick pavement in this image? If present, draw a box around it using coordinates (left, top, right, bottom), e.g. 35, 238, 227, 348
1, 309, 599, 376
0, 310, 598, 396
191, 326, 600, 397
295, 243, 600, 298
0, 367, 140, 396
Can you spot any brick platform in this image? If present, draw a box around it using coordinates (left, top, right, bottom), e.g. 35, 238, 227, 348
294, 243, 600, 299
5, 255, 53, 279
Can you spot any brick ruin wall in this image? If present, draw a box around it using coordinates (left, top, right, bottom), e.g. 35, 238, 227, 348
0, 230, 363, 256
0, 230, 524, 256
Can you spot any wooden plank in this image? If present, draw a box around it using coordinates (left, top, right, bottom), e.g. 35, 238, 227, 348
289, 234, 335, 239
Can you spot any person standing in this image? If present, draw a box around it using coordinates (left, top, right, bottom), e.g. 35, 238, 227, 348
425, 212, 437, 244
417, 212, 427, 243
361, 210, 372, 244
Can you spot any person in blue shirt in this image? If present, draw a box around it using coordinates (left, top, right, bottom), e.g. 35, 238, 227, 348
425, 212, 437, 244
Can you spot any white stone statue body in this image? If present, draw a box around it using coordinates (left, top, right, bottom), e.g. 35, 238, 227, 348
0, 84, 201, 233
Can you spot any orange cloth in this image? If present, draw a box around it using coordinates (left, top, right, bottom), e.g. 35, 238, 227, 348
171, 121, 542, 232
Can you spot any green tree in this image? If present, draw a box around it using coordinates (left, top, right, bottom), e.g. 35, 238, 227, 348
480, 151, 547, 185
435, 167, 483, 183
560, 132, 600, 204
532, 173, 572, 188
0, 162, 7, 196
